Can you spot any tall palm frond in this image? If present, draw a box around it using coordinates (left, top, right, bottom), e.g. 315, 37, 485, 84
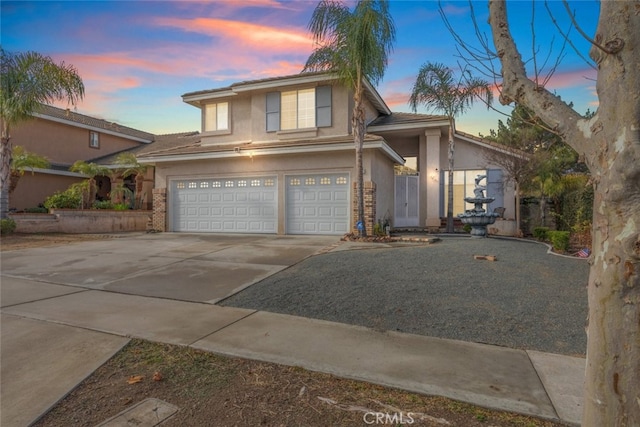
304, 0, 395, 236
409, 62, 493, 233
0, 48, 84, 218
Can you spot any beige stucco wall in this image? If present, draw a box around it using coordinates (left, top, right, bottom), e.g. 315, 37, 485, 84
366, 150, 395, 226
154, 150, 357, 233
9, 117, 145, 165
440, 137, 517, 220
10, 172, 83, 211
7, 115, 151, 211
199, 83, 353, 146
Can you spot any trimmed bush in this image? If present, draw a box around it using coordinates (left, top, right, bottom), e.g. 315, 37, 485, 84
1, 218, 17, 235
93, 200, 114, 210
533, 227, 549, 241
548, 230, 570, 252
24, 206, 48, 213
44, 187, 82, 209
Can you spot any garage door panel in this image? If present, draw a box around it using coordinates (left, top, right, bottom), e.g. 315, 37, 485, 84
172, 177, 277, 233
263, 192, 275, 202
334, 191, 348, 201
318, 207, 332, 216
317, 191, 332, 201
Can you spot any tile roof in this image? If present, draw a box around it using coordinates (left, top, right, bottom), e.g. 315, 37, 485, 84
34, 104, 155, 142
136, 134, 385, 159
368, 112, 448, 127
92, 131, 201, 164
182, 71, 330, 98
455, 129, 530, 158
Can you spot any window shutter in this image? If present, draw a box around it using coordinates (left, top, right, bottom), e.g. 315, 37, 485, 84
315, 85, 332, 127
266, 92, 280, 132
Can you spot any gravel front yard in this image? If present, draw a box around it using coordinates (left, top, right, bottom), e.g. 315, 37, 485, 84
220, 236, 590, 356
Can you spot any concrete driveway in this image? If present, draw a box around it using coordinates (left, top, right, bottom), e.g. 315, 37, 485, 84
1, 232, 339, 426
1, 233, 338, 304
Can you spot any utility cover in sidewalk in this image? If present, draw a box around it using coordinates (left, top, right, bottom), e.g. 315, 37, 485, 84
96, 398, 178, 426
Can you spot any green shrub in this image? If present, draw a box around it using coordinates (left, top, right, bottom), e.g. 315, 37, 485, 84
113, 203, 129, 211
533, 227, 549, 241
463, 224, 472, 233
93, 200, 114, 210
24, 206, 48, 213
0, 218, 17, 235
548, 230, 570, 252
44, 187, 82, 209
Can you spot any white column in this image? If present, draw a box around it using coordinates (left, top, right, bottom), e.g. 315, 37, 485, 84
424, 129, 441, 227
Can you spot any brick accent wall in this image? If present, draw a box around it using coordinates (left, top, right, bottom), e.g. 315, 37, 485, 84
152, 188, 167, 232
352, 181, 376, 235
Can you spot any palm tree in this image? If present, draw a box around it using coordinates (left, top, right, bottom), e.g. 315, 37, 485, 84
409, 62, 492, 233
0, 48, 84, 218
114, 152, 149, 209
69, 160, 109, 208
9, 145, 50, 194
303, 0, 395, 236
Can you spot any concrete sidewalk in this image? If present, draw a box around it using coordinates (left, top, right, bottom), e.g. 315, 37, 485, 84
0, 234, 585, 426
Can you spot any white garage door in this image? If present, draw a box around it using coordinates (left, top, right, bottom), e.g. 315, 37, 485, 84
172, 177, 277, 233
286, 174, 350, 235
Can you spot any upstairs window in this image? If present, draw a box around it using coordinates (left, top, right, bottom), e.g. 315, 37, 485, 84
281, 88, 315, 130
89, 131, 100, 148
204, 102, 229, 132
266, 85, 331, 132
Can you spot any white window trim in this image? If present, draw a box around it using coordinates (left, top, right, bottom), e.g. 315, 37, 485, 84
89, 131, 100, 148
203, 101, 230, 134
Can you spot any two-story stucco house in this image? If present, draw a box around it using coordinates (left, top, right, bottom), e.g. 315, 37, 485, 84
6, 105, 156, 211
138, 72, 520, 235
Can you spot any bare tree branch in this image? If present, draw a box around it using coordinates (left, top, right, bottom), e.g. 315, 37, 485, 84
488, 1, 588, 156
544, 1, 597, 70
562, 0, 615, 55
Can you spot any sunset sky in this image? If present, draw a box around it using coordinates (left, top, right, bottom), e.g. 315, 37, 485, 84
1, 1, 600, 137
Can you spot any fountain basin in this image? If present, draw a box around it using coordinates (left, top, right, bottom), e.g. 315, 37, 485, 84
459, 212, 499, 237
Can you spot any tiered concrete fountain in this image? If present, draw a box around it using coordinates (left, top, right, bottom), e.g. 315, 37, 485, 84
458, 175, 499, 237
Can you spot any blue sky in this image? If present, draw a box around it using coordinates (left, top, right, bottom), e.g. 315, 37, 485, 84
1, 0, 600, 136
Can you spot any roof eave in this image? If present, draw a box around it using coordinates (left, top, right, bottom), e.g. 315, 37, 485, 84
138, 139, 403, 165
368, 119, 450, 133
32, 113, 154, 144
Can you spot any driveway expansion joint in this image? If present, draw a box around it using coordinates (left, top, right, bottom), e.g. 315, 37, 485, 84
187, 309, 260, 347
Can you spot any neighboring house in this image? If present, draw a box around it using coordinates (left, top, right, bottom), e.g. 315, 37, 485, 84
5, 105, 156, 210
138, 72, 521, 235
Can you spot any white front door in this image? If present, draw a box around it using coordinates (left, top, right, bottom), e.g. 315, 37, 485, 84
395, 175, 419, 227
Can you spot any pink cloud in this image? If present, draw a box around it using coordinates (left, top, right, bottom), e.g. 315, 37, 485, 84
153, 17, 312, 53
535, 67, 597, 90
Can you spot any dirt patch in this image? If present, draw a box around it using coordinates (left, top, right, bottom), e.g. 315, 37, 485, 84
34, 340, 566, 427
